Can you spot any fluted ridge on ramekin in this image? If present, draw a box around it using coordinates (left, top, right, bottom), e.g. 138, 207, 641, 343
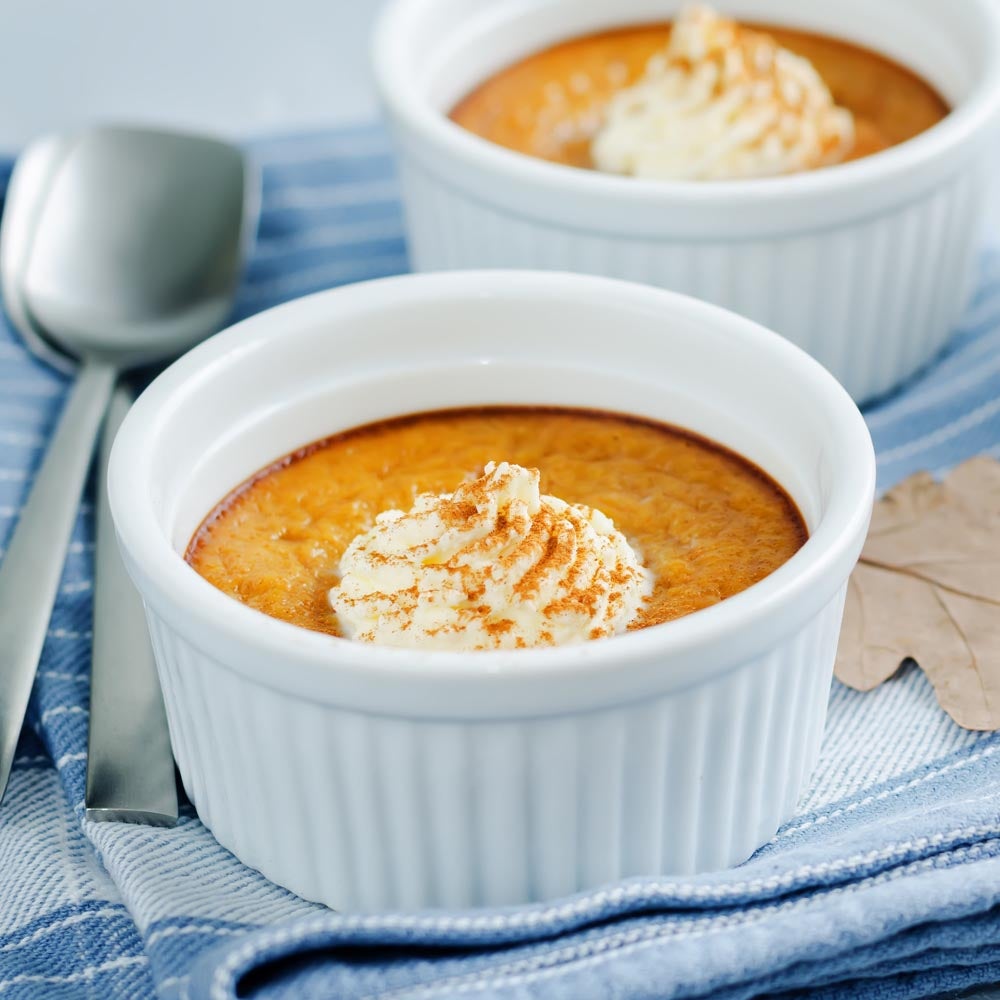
143, 588, 846, 913
397, 157, 987, 404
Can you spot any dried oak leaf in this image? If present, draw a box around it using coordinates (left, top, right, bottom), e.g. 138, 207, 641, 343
835, 456, 1000, 730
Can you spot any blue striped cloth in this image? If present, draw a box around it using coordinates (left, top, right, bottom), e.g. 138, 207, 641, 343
1, 123, 1000, 1000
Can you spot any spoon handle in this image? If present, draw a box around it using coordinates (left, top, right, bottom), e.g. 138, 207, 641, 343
85, 383, 178, 825
0, 359, 116, 803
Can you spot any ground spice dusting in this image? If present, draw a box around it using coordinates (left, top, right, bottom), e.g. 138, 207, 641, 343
484, 618, 516, 637
327, 461, 654, 650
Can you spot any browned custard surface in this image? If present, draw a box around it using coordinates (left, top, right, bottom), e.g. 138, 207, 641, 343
450, 24, 949, 169
187, 408, 807, 639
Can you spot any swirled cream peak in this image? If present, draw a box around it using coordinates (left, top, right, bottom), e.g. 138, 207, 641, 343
328, 462, 653, 651
591, 5, 855, 180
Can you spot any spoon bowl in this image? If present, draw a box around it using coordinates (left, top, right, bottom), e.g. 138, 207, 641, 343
2, 125, 252, 370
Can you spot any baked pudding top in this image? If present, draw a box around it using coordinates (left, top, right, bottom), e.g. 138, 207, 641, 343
450, 5, 949, 180
187, 407, 807, 651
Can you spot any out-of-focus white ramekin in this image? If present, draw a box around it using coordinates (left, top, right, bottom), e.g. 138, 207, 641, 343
373, 0, 1000, 404
109, 271, 874, 912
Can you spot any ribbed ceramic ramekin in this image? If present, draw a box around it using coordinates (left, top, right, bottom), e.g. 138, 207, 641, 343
373, 0, 1000, 404
109, 272, 874, 912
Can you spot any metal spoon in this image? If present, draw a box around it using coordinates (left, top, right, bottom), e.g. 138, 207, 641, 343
84, 382, 178, 825
0, 125, 254, 808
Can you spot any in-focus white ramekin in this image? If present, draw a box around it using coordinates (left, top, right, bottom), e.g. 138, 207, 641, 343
109, 271, 874, 912
373, 0, 1000, 404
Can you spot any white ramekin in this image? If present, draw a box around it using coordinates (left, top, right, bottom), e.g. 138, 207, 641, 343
373, 0, 1000, 404
109, 271, 874, 912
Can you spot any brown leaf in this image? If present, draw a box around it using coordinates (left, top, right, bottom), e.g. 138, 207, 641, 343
835, 456, 1000, 730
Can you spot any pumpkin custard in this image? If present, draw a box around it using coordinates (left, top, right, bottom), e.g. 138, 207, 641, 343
187, 408, 807, 651
450, 5, 949, 179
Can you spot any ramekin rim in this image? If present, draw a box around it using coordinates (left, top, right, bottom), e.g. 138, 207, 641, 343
109, 270, 875, 690
371, 0, 1000, 205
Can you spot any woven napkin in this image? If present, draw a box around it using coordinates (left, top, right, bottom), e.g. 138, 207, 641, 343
1, 125, 1000, 1000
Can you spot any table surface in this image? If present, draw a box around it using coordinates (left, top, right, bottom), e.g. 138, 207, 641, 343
0, 0, 386, 153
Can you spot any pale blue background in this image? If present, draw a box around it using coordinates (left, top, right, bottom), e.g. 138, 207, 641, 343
0, 1, 386, 151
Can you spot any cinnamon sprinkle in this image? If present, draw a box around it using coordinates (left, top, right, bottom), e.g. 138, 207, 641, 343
328, 461, 654, 651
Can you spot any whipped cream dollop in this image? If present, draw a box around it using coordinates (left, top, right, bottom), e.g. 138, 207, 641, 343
591, 5, 855, 180
328, 462, 653, 651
